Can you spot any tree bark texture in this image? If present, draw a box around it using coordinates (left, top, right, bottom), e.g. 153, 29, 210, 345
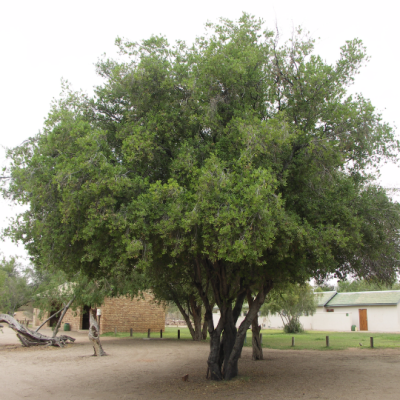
88, 311, 106, 356
171, 289, 204, 341
247, 291, 263, 360
201, 315, 208, 340
0, 314, 75, 347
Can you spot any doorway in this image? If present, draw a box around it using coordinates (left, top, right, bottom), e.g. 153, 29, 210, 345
359, 309, 368, 331
81, 305, 91, 330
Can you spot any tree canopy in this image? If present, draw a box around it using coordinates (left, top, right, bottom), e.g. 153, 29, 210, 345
2, 14, 400, 380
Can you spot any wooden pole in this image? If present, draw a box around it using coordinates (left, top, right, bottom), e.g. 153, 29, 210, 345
370, 337, 374, 348
147, 328, 150, 338
326, 336, 330, 347
114, 327, 117, 336
160, 329, 163, 338
178, 329, 180, 339
292, 337, 295, 347
130, 328, 133, 337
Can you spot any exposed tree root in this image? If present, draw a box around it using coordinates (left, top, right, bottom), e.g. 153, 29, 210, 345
0, 314, 75, 347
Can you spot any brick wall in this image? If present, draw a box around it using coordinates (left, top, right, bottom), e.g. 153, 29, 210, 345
32, 292, 165, 334
100, 293, 165, 334
33, 308, 47, 327
33, 307, 82, 331
63, 308, 82, 332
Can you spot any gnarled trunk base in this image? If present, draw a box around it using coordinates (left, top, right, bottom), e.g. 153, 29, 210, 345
89, 312, 106, 356
0, 314, 75, 347
251, 321, 263, 361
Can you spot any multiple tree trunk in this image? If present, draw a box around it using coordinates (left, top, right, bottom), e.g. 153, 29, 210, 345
0, 313, 75, 347
193, 256, 273, 381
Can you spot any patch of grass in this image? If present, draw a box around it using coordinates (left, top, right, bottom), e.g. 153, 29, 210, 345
101, 326, 197, 340
101, 327, 400, 351
247, 330, 400, 350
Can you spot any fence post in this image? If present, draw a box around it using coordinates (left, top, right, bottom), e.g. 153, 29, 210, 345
130, 328, 133, 337
291, 337, 295, 347
147, 328, 150, 338
178, 329, 180, 339
326, 336, 330, 347
114, 327, 117, 336
370, 337, 374, 348
160, 329, 162, 338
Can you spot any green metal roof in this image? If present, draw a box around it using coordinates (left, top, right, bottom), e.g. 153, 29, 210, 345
325, 291, 400, 307
315, 291, 337, 307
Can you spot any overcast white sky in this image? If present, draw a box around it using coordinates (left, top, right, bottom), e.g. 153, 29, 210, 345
1, 0, 399, 261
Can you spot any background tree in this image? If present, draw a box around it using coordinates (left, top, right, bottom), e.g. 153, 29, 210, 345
337, 279, 400, 292
2, 14, 400, 380
261, 283, 317, 333
0, 255, 32, 315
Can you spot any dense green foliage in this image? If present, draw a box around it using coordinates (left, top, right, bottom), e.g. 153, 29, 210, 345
338, 279, 400, 292
2, 14, 400, 379
0, 255, 32, 315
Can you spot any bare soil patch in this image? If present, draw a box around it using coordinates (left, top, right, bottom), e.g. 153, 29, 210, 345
1, 326, 400, 399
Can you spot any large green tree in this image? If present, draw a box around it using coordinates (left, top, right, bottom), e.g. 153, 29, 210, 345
2, 14, 400, 380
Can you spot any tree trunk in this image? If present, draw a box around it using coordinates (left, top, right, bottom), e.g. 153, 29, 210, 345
207, 326, 224, 380
190, 296, 203, 341
170, 290, 203, 341
88, 311, 106, 356
35, 308, 63, 333
247, 291, 263, 360
201, 316, 208, 340
251, 318, 263, 361
0, 314, 75, 347
219, 306, 239, 378
223, 283, 273, 380
52, 297, 75, 338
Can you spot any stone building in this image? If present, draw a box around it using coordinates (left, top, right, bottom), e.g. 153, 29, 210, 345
33, 292, 165, 334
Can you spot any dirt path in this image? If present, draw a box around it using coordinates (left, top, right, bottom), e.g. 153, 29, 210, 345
1, 325, 399, 399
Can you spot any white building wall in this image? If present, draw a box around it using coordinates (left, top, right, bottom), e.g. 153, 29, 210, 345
212, 304, 400, 333
329, 305, 400, 332
300, 312, 352, 331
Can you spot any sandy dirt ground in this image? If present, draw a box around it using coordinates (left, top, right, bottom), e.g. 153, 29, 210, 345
1, 325, 400, 400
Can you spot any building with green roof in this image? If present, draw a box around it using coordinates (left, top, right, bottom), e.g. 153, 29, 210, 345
311, 290, 400, 332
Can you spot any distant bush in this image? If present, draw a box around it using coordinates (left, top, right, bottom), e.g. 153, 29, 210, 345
283, 319, 304, 334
